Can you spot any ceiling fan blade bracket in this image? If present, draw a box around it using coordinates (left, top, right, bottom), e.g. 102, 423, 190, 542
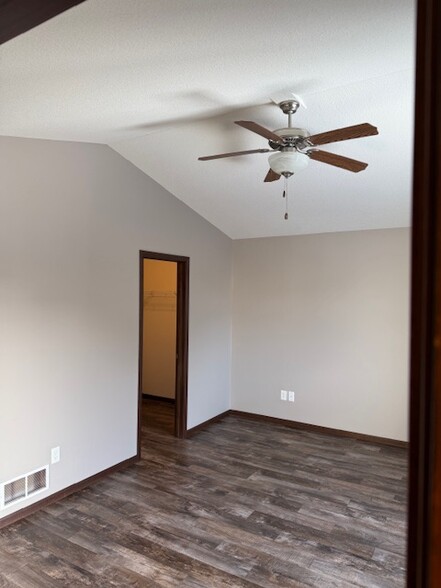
296, 137, 313, 151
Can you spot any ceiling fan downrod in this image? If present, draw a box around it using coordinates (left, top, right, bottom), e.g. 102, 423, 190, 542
278, 99, 300, 129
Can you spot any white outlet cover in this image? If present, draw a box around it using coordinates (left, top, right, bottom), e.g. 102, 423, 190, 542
289, 391, 295, 402
51, 447, 60, 464
280, 390, 287, 401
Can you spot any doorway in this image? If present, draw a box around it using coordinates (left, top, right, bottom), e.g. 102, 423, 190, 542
138, 251, 189, 451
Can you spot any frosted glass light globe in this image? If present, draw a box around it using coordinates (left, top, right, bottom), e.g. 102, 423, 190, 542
268, 151, 309, 175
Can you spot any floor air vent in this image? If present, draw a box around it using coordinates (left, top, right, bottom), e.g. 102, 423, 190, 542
1, 466, 49, 510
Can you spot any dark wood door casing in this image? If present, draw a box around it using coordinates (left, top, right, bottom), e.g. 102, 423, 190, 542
407, 0, 441, 585
0, 0, 86, 45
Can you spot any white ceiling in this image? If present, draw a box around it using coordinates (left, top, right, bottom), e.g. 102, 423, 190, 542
0, 0, 416, 239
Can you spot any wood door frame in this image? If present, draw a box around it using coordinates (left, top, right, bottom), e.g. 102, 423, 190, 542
137, 251, 189, 451
407, 0, 441, 584
0, 0, 87, 45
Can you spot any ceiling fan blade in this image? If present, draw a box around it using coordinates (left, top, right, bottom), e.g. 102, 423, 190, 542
308, 149, 368, 172
235, 120, 285, 144
198, 148, 271, 161
264, 169, 281, 182
308, 123, 378, 146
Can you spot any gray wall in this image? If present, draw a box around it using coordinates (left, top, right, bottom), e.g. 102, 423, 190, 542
0, 136, 232, 518
232, 229, 410, 441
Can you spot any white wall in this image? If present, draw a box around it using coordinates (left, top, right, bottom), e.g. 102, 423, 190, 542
0, 136, 232, 518
232, 229, 410, 441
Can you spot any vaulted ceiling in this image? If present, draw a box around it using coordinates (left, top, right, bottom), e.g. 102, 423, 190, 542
0, 0, 415, 238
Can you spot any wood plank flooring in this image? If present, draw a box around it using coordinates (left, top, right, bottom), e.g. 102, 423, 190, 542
0, 409, 408, 587
142, 397, 175, 436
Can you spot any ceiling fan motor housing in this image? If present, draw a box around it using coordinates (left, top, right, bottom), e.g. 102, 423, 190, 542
268, 127, 310, 150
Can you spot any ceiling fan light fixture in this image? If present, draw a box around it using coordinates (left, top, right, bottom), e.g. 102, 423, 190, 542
268, 150, 309, 176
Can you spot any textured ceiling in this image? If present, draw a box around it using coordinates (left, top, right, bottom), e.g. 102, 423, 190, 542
0, 0, 415, 238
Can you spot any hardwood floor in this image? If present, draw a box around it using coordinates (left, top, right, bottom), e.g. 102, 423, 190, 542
142, 397, 175, 435
0, 413, 407, 587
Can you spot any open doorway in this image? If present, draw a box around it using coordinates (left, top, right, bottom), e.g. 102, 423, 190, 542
138, 251, 189, 449
142, 257, 177, 436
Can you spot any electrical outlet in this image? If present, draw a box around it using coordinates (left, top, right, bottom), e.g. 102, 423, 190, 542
280, 390, 287, 401
51, 446, 60, 464
288, 391, 295, 402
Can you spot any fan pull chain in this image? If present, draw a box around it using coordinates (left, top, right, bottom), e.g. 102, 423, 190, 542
284, 176, 289, 220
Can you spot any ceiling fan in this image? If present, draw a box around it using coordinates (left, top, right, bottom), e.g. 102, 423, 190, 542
198, 99, 378, 184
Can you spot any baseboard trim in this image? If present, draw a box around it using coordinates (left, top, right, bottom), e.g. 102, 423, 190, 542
229, 410, 408, 448
186, 410, 231, 437
142, 393, 176, 405
0, 455, 138, 529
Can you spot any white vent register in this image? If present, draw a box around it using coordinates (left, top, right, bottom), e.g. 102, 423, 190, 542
0, 466, 48, 510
